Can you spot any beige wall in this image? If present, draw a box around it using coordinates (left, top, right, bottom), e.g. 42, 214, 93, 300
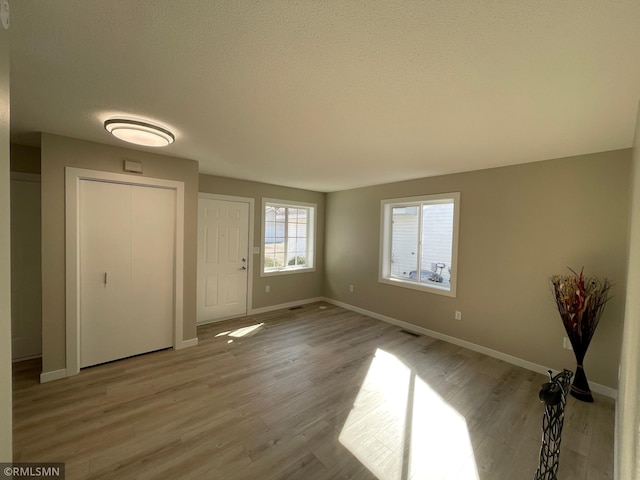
10, 144, 40, 174
325, 149, 630, 389
616, 107, 640, 480
41, 134, 199, 375
0, 19, 12, 461
199, 174, 325, 309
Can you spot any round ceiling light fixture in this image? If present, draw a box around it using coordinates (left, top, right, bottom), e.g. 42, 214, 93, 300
104, 118, 175, 147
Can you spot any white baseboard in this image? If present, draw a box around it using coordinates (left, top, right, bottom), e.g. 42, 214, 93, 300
40, 340, 198, 382
12, 354, 42, 363
197, 318, 227, 327
40, 368, 68, 384
249, 297, 324, 315
197, 312, 252, 326
323, 297, 617, 399
176, 338, 198, 350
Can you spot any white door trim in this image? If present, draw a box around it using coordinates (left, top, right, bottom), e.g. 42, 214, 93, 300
198, 192, 254, 316
65, 167, 185, 376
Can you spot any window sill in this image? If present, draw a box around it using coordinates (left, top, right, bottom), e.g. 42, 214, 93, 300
261, 267, 316, 277
378, 276, 457, 298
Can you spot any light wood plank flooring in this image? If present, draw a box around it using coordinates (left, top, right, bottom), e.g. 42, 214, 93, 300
13, 302, 614, 479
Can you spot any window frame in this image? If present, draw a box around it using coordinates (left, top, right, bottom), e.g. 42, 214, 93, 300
379, 192, 460, 297
261, 198, 316, 277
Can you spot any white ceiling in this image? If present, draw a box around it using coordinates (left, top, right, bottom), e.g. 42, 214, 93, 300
9, 1, 640, 192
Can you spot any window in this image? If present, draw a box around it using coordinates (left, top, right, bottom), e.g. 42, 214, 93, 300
262, 199, 316, 275
379, 192, 460, 297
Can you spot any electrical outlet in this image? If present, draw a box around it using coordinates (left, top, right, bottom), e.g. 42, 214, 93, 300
349, 285, 354, 293
455, 311, 462, 320
563, 337, 572, 350
265, 285, 270, 293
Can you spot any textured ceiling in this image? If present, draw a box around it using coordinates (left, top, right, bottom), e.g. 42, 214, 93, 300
9, 1, 640, 192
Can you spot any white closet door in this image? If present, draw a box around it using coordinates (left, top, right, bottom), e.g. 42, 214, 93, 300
130, 185, 175, 351
79, 180, 174, 368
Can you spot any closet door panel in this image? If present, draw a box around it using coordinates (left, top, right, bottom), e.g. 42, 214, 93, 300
130, 185, 175, 352
79, 180, 133, 367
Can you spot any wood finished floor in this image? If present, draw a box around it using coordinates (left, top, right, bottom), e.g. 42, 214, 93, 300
13, 303, 614, 479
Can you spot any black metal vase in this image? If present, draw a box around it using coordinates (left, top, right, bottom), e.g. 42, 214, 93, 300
570, 350, 593, 403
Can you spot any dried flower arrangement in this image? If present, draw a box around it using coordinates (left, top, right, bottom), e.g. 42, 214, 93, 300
550, 268, 611, 402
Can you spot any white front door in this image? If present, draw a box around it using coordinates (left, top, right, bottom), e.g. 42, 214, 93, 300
197, 197, 250, 323
79, 180, 175, 368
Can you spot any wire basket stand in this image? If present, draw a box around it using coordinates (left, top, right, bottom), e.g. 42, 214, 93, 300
534, 369, 573, 480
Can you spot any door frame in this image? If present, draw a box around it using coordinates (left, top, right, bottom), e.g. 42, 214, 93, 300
65, 167, 185, 376
198, 193, 255, 323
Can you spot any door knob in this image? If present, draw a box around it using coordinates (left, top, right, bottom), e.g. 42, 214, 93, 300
241, 266, 247, 270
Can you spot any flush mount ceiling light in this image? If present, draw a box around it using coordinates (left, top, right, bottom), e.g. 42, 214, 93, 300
104, 118, 175, 147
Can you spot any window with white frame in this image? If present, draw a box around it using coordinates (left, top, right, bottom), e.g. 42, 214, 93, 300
262, 199, 316, 275
379, 193, 460, 297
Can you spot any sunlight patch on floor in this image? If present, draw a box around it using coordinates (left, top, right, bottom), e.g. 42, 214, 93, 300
339, 349, 479, 480
215, 323, 265, 339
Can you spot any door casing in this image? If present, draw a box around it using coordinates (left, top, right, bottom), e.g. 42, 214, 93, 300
65, 167, 185, 377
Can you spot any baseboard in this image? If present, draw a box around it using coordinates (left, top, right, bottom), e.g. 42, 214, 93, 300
40, 368, 68, 384
249, 297, 324, 315
40, 340, 198, 381
323, 297, 617, 399
176, 337, 198, 350
197, 318, 225, 327
12, 354, 42, 363
197, 312, 252, 326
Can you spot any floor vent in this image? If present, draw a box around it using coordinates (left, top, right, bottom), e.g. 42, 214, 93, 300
289, 306, 303, 311
399, 329, 420, 337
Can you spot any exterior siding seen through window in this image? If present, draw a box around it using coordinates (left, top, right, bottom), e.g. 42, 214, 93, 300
380, 193, 460, 297
262, 199, 316, 275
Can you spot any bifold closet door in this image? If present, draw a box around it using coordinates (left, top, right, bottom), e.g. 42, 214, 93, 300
79, 180, 175, 368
